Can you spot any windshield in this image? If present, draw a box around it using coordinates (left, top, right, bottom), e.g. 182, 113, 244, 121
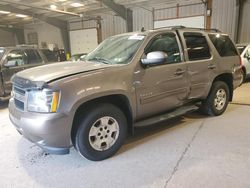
0, 48, 5, 60
237, 45, 247, 55
84, 34, 145, 65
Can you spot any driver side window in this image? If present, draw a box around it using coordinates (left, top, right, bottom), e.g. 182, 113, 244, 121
6, 50, 25, 66
145, 33, 181, 64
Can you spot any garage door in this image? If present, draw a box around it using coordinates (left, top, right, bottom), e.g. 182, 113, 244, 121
69, 28, 98, 55
154, 16, 205, 29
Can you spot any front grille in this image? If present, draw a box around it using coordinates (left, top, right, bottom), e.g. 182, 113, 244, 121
13, 86, 25, 95
13, 84, 27, 111
14, 98, 24, 110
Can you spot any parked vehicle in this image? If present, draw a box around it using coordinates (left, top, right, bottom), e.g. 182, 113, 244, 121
0, 46, 58, 101
236, 43, 250, 82
9, 27, 242, 161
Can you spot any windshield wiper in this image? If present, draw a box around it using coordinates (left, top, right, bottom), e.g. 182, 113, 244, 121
88, 57, 111, 64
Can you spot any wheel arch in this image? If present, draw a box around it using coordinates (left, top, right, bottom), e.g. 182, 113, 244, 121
71, 94, 134, 143
213, 73, 233, 101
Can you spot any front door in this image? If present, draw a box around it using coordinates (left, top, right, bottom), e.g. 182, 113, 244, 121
135, 32, 189, 119
1, 49, 26, 95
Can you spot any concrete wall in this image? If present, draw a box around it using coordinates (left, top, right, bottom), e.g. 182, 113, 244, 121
0, 29, 16, 47
24, 22, 64, 49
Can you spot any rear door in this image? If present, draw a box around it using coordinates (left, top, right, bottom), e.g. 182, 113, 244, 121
135, 31, 189, 119
178, 31, 215, 99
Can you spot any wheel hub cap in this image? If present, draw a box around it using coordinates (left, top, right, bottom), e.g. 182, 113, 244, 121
89, 116, 119, 151
214, 89, 226, 111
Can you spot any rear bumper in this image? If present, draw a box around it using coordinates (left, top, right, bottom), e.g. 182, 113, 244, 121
9, 98, 71, 155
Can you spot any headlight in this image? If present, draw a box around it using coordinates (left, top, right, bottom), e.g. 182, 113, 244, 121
27, 89, 60, 113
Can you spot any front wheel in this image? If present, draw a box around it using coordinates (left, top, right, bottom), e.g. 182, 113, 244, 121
201, 81, 229, 116
73, 103, 127, 161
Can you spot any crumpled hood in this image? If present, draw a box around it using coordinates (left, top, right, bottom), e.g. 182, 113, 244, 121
15, 61, 112, 83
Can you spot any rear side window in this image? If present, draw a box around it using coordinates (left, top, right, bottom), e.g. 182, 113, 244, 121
24, 49, 43, 64
41, 49, 57, 62
184, 32, 211, 61
209, 34, 238, 57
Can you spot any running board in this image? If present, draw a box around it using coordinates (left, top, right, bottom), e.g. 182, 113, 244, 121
134, 105, 199, 127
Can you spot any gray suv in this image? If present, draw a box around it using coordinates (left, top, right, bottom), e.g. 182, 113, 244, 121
0, 46, 57, 101
9, 27, 242, 161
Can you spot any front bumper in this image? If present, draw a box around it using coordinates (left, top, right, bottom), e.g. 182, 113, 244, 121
9, 98, 71, 155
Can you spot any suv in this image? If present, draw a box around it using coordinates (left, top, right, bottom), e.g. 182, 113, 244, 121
236, 43, 250, 81
0, 46, 58, 101
9, 27, 242, 161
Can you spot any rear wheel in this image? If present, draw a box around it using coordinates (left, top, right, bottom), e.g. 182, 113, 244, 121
73, 103, 127, 161
201, 81, 229, 116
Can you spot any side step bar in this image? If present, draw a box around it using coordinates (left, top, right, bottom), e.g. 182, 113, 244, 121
134, 105, 199, 127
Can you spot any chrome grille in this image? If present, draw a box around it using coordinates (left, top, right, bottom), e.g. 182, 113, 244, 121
13, 86, 25, 95
13, 84, 27, 111
14, 98, 24, 110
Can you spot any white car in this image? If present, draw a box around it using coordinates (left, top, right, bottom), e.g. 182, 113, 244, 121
237, 44, 250, 82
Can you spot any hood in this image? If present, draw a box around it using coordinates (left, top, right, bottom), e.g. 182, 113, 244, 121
15, 61, 112, 83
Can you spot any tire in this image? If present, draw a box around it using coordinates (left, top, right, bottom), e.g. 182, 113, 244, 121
73, 103, 127, 161
201, 81, 229, 116
240, 67, 246, 85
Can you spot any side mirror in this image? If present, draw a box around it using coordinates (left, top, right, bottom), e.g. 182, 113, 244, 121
141, 51, 168, 67
4, 60, 17, 68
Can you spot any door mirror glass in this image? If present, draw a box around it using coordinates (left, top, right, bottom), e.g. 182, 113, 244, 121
141, 51, 168, 66
4, 60, 17, 68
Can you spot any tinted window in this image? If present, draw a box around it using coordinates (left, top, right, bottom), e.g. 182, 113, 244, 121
41, 49, 57, 62
184, 32, 211, 61
145, 32, 181, 63
24, 49, 43, 64
209, 34, 238, 57
6, 50, 25, 66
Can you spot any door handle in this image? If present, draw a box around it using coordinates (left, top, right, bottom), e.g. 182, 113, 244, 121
208, 64, 216, 69
174, 69, 185, 75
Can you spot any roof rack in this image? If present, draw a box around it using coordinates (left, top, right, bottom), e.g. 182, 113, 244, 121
155, 25, 221, 32
16, 44, 38, 48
